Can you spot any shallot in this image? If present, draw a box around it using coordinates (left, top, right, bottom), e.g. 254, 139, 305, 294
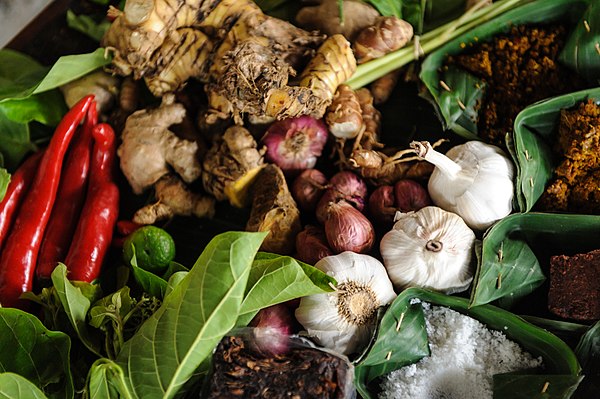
325, 200, 375, 254
262, 115, 328, 176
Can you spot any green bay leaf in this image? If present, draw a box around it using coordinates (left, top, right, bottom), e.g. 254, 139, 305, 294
0, 373, 49, 399
117, 231, 267, 399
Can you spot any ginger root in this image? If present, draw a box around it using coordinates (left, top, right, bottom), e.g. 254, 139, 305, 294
118, 96, 202, 194
245, 164, 302, 255
102, 0, 328, 122
202, 125, 265, 208
133, 173, 216, 224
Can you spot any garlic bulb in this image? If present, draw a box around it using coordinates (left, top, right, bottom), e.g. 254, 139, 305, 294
380, 206, 476, 294
411, 140, 515, 231
295, 251, 396, 355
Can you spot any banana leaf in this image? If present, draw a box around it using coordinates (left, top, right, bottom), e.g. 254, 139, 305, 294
574, 320, 600, 398
470, 212, 600, 309
512, 88, 600, 212
419, 0, 592, 140
355, 287, 582, 399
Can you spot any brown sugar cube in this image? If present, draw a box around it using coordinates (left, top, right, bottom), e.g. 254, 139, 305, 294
548, 249, 600, 321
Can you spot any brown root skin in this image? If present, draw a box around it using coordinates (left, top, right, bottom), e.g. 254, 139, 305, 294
326, 84, 363, 139
370, 68, 403, 105
103, 0, 324, 121
118, 97, 202, 195
355, 88, 382, 150
133, 174, 216, 225
246, 164, 302, 255
353, 16, 414, 64
202, 125, 265, 205
60, 71, 119, 114
265, 34, 357, 120
295, 0, 380, 41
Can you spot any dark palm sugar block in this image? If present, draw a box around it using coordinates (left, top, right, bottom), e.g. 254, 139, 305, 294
205, 335, 354, 398
548, 249, 600, 321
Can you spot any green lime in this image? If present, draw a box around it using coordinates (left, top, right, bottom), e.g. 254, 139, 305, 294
123, 226, 176, 274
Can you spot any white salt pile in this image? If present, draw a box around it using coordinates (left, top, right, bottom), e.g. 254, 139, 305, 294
379, 303, 543, 399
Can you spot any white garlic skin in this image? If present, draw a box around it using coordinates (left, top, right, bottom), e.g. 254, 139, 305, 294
295, 251, 396, 355
427, 141, 515, 231
380, 206, 476, 294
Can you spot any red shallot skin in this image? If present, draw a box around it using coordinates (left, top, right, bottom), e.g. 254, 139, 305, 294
291, 169, 328, 213
249, 303, 295, 356
295, 225, 333, 265
325, 200, 375, 254
368, 185, 397, 224
261, 115, 328, 176
394, 179, 432, 212
315, 171, 367, 223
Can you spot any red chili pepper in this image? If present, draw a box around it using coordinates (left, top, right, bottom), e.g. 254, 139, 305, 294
36, 104, 97, 282
0, 151, 44, 252
112, 220, 143, 248
65, 123, 119, 282
0, 95, 94, 309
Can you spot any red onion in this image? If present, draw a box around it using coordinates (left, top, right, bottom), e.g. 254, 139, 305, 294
295, 225, 333, 265
249, 303, 294, 356
261, 115, 328, 176
394, 179, 432, 212
291, 169, 328, 213
325, 200, 375, 254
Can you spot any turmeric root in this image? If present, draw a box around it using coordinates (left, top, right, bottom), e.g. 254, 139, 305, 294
202, 125, 265, 207
133, 174, 216, 224
102, 0, 325, 122
118, 96, 202, 194
245, 164, 302, 255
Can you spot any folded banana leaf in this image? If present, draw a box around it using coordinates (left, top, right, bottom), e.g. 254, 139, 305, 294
470, 212, 600, 309
419, 0, 592, 140
574, 320, 600, 398
355, 287, 582, 399
512, 88, 600, 212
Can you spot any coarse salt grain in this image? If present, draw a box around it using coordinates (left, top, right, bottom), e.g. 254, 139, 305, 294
379, 303, 543, 399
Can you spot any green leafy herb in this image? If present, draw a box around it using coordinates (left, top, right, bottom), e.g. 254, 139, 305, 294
355, 287, 582, 399
0, 168, 9, 201
419, 0, 592, 140
0, 48, 110, 171
470, 212, 600, 308
84, 359, 131, 399
116, 231, 267, 398
0, 373, 49, 399
50, 264, 104, 357
66, 10, 111, 42
0, 308, 74, 399
511, 87, 600, 212
236, 252, 336, 326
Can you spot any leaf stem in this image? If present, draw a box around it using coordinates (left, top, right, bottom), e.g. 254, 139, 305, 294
345, 0, 525, 89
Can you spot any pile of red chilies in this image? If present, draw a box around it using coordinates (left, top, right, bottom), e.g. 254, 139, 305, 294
0, 95, 120, 309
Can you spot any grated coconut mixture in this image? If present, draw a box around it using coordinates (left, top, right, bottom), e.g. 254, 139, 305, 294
379, 303, 543, 399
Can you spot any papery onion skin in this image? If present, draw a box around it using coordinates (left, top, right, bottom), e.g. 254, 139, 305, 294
249, 303, 294, 356
262, 115, 328, 176
295, 225, 333, 265
315, 171, 367, 223
291, 169, 328, 213
394, 179, 432, 212
368, 185, 397, 224
325, 200, 375, 254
